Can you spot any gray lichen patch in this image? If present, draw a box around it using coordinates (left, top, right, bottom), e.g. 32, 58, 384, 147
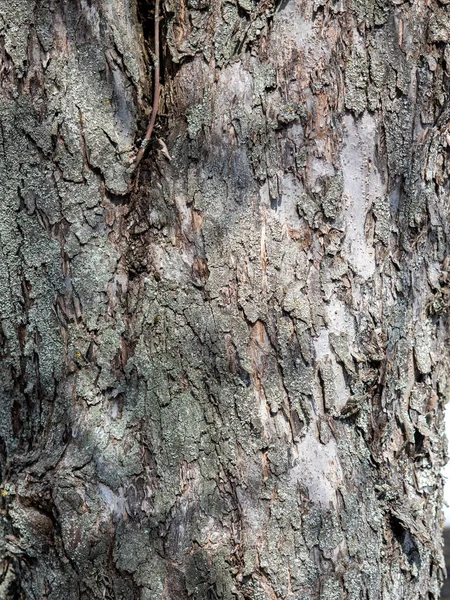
345, 39, 369, 116
0, 0, 36, 77
321, 173, 344, 220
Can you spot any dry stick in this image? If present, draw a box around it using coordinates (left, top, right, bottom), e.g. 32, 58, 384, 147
134, 0, 161, 170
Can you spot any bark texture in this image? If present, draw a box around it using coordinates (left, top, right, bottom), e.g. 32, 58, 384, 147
0, 0, 449, 598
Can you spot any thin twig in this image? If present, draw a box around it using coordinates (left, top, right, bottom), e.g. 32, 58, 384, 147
134, 0, 161, 170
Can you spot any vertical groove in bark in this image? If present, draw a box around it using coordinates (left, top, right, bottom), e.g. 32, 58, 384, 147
0, 0, 449, 598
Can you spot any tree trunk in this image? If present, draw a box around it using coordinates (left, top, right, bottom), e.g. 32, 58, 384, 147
0, 0, 449, 598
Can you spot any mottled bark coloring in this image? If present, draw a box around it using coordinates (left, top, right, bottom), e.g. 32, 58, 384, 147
0, 0, 449, 598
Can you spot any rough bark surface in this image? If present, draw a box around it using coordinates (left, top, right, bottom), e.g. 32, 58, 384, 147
0, 0, 449, 598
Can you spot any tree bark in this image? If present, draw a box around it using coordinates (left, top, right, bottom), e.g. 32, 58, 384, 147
0, 0, 449, 598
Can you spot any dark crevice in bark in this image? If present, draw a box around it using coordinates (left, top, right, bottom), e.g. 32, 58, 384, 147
134, 0, 175, 166
390, 515, 421, 572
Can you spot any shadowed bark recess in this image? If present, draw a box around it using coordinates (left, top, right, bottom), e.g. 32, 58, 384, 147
0, 0, 449, 598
